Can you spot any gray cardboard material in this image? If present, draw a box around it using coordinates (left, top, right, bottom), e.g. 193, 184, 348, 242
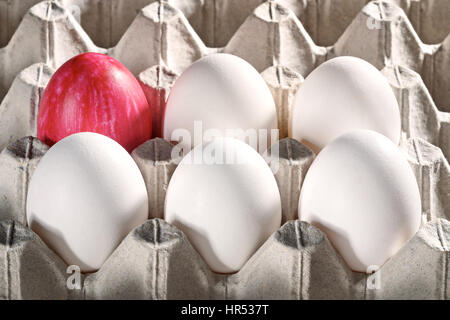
109, 1, 207, 76
267, 138, 314, 224
0, 134, 447, 299
382, 65, 442, 148
405, 138, 450, 222
0, 0, 448, 300
2, 1, 450, 49
261, 66, 303, 139
137, 65, 178, 138
366, 218, 450, 300
0, 137, 48, 224
1, 217, 447, 300
0, 63, 53, 151
0, 219, 71, 300
131, 138, 178, 220
224, 1, 327, 75
0, 0, 103, 100
1, 1, 450, 161
1, 1, 450, 110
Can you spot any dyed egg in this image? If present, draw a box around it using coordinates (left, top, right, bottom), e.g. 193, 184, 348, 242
299, 130, 421, 272
165, 137, 281, 273
26, 132, 148, 272
291, 56, 400, 152
38, 53, 152, 153
163, 53, 277, 153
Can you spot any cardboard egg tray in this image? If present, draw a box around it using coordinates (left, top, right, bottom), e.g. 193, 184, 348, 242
0, 0, 449, 299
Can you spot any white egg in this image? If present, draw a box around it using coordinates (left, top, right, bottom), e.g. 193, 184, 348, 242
299, 130, 421, 272
291, 56, 401, 152
163, 53, 277, 152
26, 132, 148, 272
164, 137, 281, 273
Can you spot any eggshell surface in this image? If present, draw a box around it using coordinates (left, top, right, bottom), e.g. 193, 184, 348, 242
299, 130, 421, 272
26, 132, 148, 272
163, 53, 277, 152
164, 137, 281, 273
38, 52, 152, 153
291, 56, 401, 152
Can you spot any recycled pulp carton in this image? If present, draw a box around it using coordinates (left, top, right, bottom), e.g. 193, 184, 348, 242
0, 0, 448, 299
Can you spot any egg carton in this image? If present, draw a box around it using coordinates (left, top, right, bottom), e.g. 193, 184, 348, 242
0, 0, 449, 299
1, 0, 450, 156
0, 135, 449, 299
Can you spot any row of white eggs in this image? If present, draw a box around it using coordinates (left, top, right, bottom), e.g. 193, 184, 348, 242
26, 54, 421, 275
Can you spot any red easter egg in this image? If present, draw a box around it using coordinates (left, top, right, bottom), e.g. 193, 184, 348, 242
38, 52, 152, 152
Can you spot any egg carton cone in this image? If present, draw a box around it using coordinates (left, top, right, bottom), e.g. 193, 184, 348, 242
0, 63, 54, 151
137, 65, 178, 138
131, 138, 178, 220
0, 0, 104, 101
404, 138, 450, 223
0, 0, 449, 300
0, 137, 48, 224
